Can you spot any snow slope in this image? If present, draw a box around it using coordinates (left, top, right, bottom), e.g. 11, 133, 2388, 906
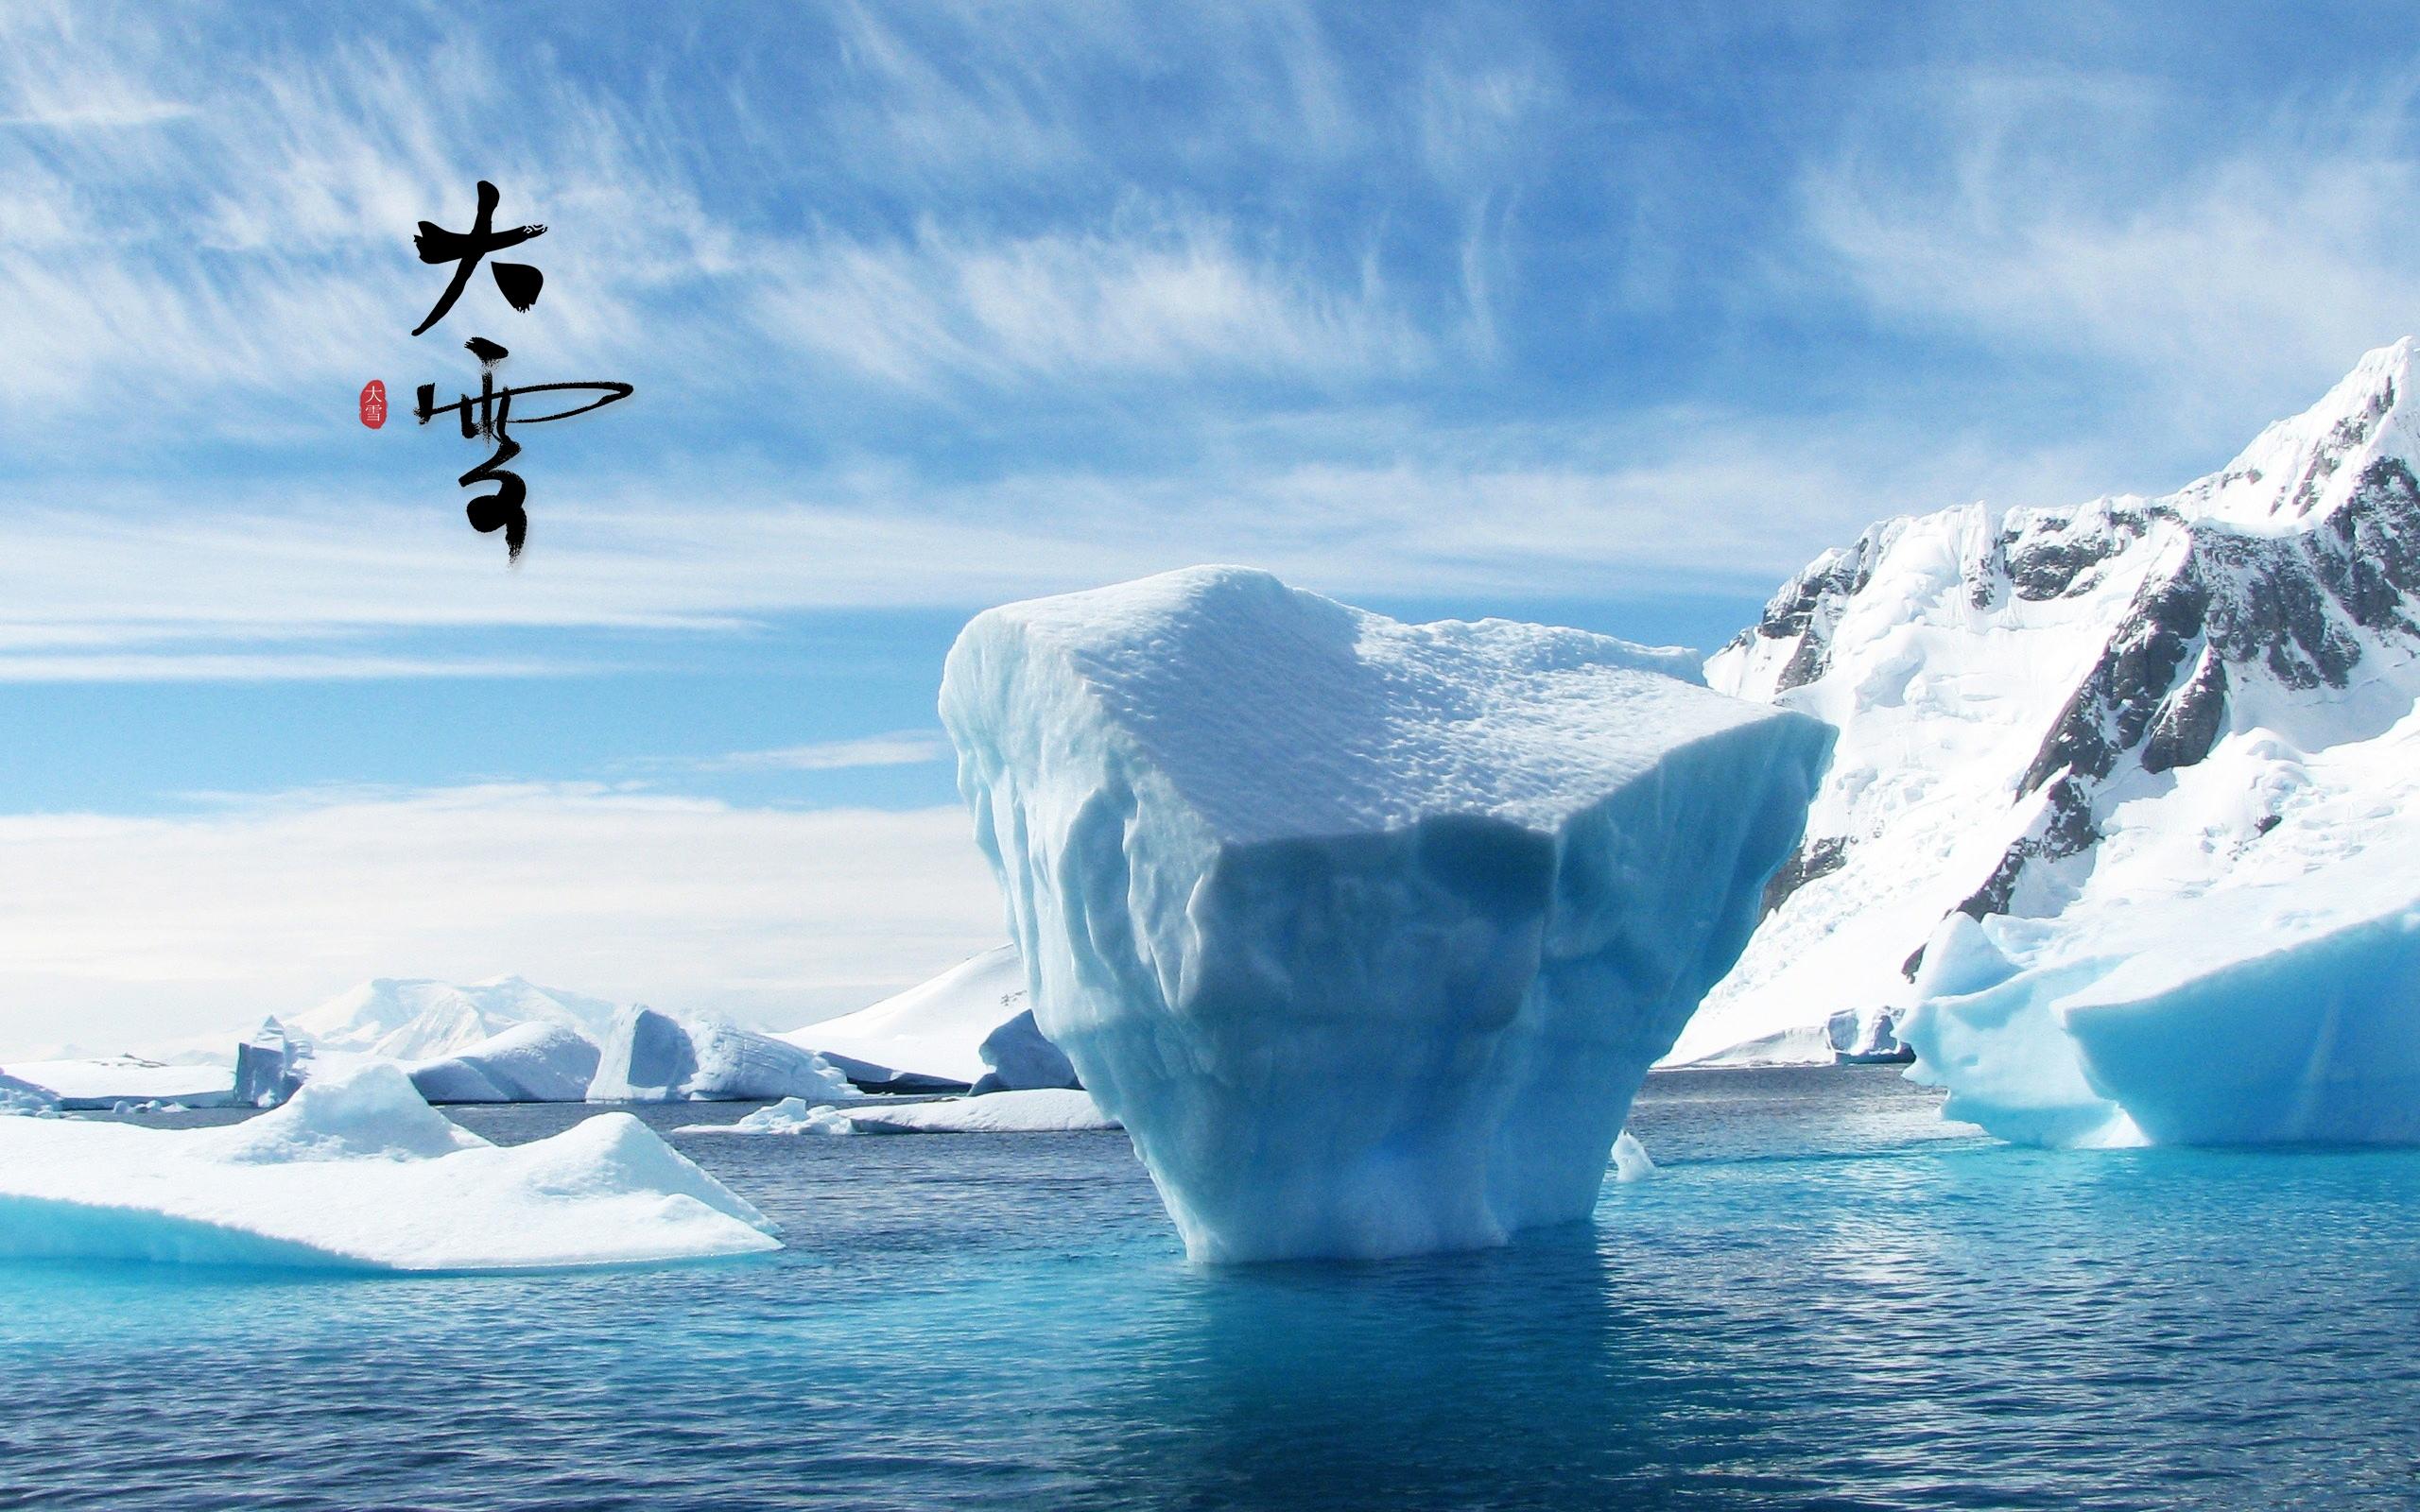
1688, 339, 2420, 1142
781, 945, 1030, 1091
942, 566, 1827, 1261
0, 1062, 779, 1269
292, 975, 625, 1061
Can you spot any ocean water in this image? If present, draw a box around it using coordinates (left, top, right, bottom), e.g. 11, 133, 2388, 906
3, 1067, 2416, 1511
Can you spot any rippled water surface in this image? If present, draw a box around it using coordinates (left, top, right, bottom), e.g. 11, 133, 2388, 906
4, 1067, 2417, 1510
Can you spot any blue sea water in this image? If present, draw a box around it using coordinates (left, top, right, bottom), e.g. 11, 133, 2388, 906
3, 1067, 2416, 1511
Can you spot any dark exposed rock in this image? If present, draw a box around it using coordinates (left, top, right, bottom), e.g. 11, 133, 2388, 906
2141, 648, 2228, 774
2001, 507, 2154, 601
1760, 834, 1848, 918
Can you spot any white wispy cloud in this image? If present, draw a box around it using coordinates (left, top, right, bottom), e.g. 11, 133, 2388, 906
693, 731, 953, 772
1801, 68, 2420, 430
0, 396, 2154, 680
0, 782, 1004, 1057
759, 214, 1426, 391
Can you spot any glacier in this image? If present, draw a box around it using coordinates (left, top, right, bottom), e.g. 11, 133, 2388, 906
407, 1022, 602, 1105
940, 565, 1829, 1261
0, 1061, 779, 1269
590, 1005, 855, 1103
1684, 338, 2420, 1146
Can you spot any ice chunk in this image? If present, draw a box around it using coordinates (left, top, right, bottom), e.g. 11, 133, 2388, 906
676, 1096, 855, 1137
1611, 1130, 1655, 1181
968, 1008, 1080, 1095
590, 1005, 854, 1103
4, 1057, 234, 1110
406, 1022, 601, 1104
0, 1061, 779, 1269
233, 1018, 314, 1108
846, 1089, 1119, 1134
940, 566, 1829, 1261
780, 945, 1036, 1091
1901, 847, 2420, 1147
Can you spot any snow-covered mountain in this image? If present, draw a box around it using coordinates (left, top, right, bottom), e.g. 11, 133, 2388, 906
290, 976, 626, 1061
1675, 337, 2420, 1066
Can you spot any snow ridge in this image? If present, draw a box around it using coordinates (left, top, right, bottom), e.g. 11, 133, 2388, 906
1682, 338, 2420, 1069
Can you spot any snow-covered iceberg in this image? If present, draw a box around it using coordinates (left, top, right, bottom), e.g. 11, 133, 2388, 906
590, 1005, 855, 1103
968, 1008, 1080, 1095
233, 1018, 314, 1107
940, 566, 1829, 1261
3, 1057, 234, 1110
1900, 845, 2420, 1147
407, 1022, 602, 1105
781, 945, 1038, 1091
0, 1062, 779, 1269
847, 1089, 1118, 1134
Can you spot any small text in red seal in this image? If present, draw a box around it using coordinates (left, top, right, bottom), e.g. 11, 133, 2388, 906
360, 379, 388, 429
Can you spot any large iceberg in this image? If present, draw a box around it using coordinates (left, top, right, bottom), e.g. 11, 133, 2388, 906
407, 1022, 602, 1105
1900, 843, 2420, 1147
590, 1005, 855, 1103
0, 1062, 779, 1269
781, 944, 1038, 1091
940, 566, 1829, 1262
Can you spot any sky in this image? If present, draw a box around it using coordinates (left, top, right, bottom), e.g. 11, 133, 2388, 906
4, 0, 2419, 1056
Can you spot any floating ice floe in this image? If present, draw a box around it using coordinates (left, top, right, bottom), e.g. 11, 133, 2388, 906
407, 1022, 602, 1104
941, 566, 1828, 1261
591, 1005, 854, 1103
677, 1097, 855, 1137
846, 1089, 1118, 1134
0, 1061, 780, 1270
2, 1057, 234, 1110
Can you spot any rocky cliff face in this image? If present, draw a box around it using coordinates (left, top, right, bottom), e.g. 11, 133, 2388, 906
1672, 338, 2420, 1064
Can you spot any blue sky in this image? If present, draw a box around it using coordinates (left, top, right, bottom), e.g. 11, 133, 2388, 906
5, 0, 2418, 1051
